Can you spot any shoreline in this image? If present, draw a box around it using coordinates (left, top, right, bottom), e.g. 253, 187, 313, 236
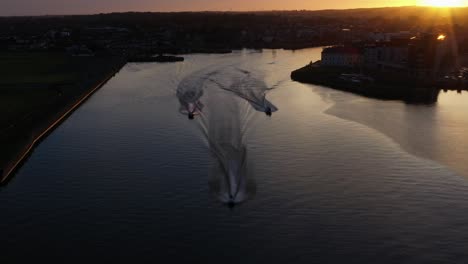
159, 44, 335, 55
322, 90, 468, 178
0, 59, 126, 185
291, 64, 441, 104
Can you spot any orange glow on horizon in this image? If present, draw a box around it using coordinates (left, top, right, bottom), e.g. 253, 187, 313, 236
418, 0, 468, 7
3, 0, 468, 16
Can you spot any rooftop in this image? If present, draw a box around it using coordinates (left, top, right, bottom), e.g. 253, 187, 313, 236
323, 46, 360, 55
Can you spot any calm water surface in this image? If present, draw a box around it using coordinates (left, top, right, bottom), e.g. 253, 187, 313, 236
2, 48, 468, 263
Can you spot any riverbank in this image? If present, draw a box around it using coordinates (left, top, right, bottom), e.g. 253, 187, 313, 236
127, 54, 184, 63
291, 63, 440, 103
0, 52, 126, 184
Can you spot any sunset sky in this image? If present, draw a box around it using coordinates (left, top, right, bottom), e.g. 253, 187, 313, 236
1, 0, 467, 16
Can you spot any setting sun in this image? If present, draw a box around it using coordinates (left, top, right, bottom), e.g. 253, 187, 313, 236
419, 0, 468, 7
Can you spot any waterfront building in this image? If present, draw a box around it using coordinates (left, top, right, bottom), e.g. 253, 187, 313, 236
321, 46, 362, 67
408, 33, 450, 79
376, 39, 410, 72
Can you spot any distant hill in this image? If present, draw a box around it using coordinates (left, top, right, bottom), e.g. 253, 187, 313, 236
257, 6, 468, 25
2, 6, 468, 20
1, 6, 467, 37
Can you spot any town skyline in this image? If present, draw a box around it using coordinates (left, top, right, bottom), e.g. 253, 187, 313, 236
3, 0, 468, 16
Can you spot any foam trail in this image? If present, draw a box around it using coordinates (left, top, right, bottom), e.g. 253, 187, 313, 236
176, 68, 218, 119
210, 67, 279, 116
198, 84, 256, 207
174, 61, 240, 119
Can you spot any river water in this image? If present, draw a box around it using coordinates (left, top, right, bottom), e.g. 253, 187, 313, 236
1, 48, 468, 263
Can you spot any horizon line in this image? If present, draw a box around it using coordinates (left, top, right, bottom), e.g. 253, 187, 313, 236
2, 5, 468, 18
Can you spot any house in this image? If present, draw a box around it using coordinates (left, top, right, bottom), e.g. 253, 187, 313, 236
321, 46, 362, 67
368, 31, 412, 42
408, 33, 450, 78
377, 39, 410, 71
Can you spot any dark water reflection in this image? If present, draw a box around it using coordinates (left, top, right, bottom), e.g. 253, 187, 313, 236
1, 49, 468, 263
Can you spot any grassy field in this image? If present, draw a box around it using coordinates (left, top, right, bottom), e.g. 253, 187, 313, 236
0, 52, 73, 125
0, 52, 77, 84
0, 51, 125, 180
